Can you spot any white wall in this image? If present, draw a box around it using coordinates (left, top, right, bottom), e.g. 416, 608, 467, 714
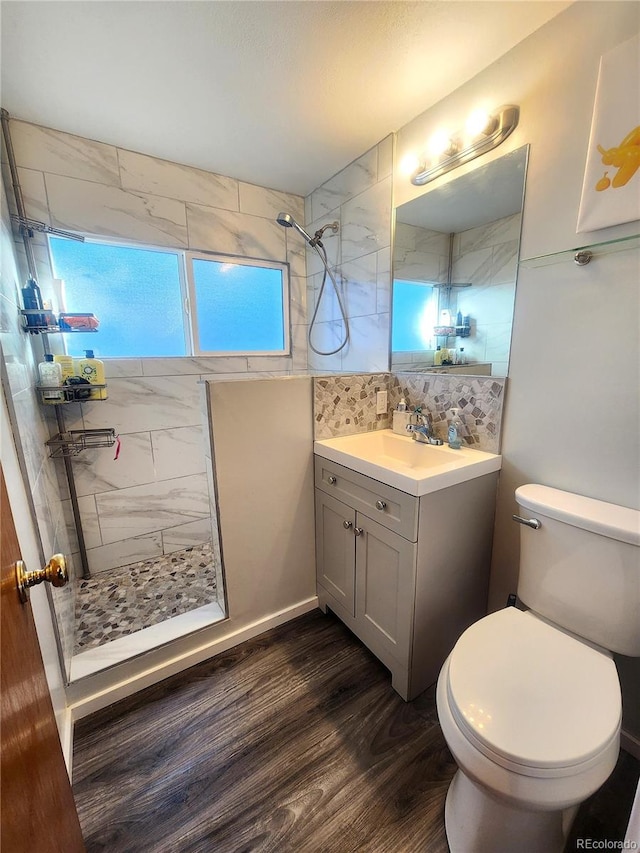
396, 1, 640, 739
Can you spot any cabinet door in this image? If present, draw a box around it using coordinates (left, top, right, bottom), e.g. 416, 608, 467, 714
355, 516, 416, 663
315, 490, 356, 616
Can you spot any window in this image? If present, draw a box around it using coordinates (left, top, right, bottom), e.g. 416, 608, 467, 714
48, 237, 290, 358
391, 280, 438, 351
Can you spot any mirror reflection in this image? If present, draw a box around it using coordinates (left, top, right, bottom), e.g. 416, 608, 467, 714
391, 145, 529, 377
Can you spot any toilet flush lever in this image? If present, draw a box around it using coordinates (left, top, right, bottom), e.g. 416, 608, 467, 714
512, 514, 542, 530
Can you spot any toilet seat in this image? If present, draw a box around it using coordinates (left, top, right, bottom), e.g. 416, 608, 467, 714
446, 608, 621, 778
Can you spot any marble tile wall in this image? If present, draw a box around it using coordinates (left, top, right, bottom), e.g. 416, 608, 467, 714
0, 176, 77, 680
313, 373, 391, 440
451, 213, 521, 378
2, 117, 310, 580
304, 136, 393, 374
390, 373, 506, 454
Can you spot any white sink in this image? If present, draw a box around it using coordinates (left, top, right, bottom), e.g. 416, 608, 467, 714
314, 429, 501, 496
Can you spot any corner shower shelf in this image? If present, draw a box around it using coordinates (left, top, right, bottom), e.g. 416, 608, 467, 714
520, 233, 640, 269
46, 428, 117, 458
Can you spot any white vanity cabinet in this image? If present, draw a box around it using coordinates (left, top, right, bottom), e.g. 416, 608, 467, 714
314, 455, 499, 700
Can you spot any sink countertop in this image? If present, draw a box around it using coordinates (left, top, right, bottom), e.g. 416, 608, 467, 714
314, 429, 501, 496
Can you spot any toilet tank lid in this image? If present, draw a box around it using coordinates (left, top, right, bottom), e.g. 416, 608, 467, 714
516, 484, 640, 547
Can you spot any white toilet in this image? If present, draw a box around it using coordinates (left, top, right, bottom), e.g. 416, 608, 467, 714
436, 483, 640, 853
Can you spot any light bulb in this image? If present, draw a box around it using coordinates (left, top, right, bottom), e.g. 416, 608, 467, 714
399, 152, 421, 177
428, 129, 455, 158
466, 109, 497, 137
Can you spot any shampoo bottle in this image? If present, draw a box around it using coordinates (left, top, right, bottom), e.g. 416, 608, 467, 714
53, 354, 75, 382
434, 346, 443, 366
74, 350, 107, 400
38, 354, 64, 402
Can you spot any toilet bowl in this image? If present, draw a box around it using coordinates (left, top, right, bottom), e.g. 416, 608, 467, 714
436, 607, 621, 853
435, 484, 639, 853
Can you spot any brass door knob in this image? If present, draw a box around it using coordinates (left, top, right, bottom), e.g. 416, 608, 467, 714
15, 554, 68, 603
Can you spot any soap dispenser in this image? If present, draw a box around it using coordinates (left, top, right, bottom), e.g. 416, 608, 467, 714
447, 408, 463, 449
393, 398, 412, 435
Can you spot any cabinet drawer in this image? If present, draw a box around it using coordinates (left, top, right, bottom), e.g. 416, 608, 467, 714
315, 456, 418, 541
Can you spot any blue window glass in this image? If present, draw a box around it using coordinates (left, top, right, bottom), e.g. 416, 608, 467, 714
191, 258, 286, 353
49, 238, 185, 357
392, 280, 437, 351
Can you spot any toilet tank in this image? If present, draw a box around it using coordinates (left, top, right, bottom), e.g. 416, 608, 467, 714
516, 484, 640, 656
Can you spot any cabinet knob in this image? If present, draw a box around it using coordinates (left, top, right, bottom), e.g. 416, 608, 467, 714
375, 500, 386, 511
343, 520, 353, 530
354, 527, 364, 537
327, 475, 337, 485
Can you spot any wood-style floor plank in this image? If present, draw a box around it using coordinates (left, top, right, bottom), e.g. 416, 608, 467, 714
73, 609, 639, 853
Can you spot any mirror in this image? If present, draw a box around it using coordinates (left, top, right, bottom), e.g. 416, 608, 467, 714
391, 145, 529, 377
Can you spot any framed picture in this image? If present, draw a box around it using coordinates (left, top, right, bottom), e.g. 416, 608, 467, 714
577, 34, 640, 233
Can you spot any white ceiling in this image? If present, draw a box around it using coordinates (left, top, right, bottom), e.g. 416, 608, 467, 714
1, 1, 571, 198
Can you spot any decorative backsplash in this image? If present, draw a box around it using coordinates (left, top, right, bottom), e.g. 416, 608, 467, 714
390, 373, 506, 453
313, 373, 390, 439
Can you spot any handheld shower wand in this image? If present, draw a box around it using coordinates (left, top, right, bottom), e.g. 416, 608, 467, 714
276, 212, 339, 249
276, 212, 349, 356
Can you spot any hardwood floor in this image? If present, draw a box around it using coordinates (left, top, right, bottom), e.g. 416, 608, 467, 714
73, 609, 639, 853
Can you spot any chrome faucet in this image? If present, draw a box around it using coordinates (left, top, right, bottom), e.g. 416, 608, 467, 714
406, 415, 444, 445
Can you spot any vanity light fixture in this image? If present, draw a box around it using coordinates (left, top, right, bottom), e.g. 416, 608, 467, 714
411, 105, 519, 186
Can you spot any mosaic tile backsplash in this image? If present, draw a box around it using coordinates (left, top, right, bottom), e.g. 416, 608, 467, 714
313, 373, 390, 439
390, 373, 506, 454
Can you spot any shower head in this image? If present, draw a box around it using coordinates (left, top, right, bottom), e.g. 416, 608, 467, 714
276, 212, 315, 246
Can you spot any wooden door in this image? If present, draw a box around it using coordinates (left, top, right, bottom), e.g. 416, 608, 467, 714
1, 466, 85, 852
355, 515, 416, 664
315, 490, 356, 616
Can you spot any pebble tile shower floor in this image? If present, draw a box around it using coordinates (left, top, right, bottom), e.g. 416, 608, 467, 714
74, 542, 218, 652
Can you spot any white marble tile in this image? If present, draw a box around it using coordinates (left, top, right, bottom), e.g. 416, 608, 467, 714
96, 472, 210, 544
305, 229, 341, 278
186, 204, 285, 260
304, 195, 313, 227
102, 358, 143, 378
45, 174, 188, 247
141, 356, 248, 376
289, 274, 306, 326
80, 375, 202, 433
246, 356, 294, 372
286, 238, 307, 278
377, 246, 391, 276
451, 246, 493, 287
491, 239, 520, 285
394, 248, 442, 282
341, 177, 392, 262
310, 147, 378, 220
151, 425, 205, 481
459, 281, 516, 325
291, 324, 309, 371
63, 495, 102, 551
377, 135, 394, 180
118, 148, 239, 210
239, 183, 303, 221
307, 320, 344, 372
456, 213, 522, 256
307, 270, 340, 324
70, 431, 155, 497
87, 533, 163, 576
340, 313, 391, 373
161, 518, 212, 553
1, 165, 50, 224
341, 252, 378, 318
10, 120, 120, 186
484, 322, 514, 363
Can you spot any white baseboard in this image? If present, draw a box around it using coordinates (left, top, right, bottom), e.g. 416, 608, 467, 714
69, 597, 318, 721
621, 728, 640, 761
